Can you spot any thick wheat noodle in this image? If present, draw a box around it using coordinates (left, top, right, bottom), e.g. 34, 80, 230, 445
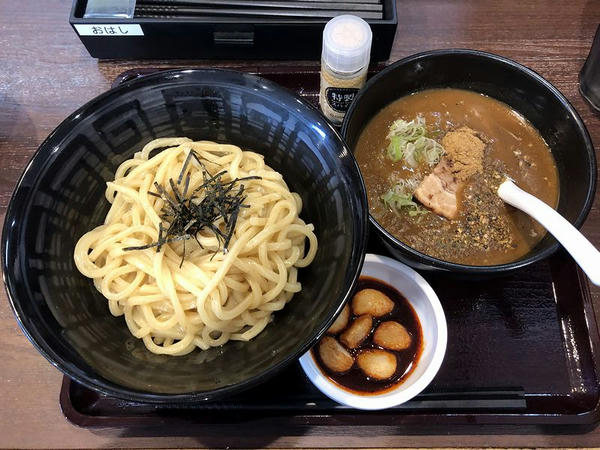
74, 138, 318, 356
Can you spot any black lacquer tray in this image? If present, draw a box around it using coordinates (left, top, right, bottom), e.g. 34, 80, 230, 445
60, 66, 600, 431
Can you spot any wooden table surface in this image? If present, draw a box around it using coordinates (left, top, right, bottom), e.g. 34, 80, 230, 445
2, 0, 600, 448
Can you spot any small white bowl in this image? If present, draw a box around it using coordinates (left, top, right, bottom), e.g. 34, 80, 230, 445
299, 253, 447, 410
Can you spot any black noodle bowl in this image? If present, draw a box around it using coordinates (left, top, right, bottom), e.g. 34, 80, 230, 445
2, 69, 368, 402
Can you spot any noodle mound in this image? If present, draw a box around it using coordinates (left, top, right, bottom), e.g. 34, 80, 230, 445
74, 138, 318, 356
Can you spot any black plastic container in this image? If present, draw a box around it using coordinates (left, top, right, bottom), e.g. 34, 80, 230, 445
53, 65, 600, 429
342, 49, 597, 275
69, 0, 397, 60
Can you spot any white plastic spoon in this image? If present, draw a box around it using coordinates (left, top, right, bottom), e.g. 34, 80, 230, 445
497, 179, 600, 286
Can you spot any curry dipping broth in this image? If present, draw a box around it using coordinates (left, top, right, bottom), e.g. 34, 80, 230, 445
355, 88, 559, 265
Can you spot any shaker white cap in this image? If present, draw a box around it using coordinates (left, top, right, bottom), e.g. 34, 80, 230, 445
322, 15, 373, 74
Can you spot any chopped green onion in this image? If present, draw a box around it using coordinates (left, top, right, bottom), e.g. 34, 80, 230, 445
404, 136, 444, 168
387, 115, 427, 141
387, 135, 403, 161
381, 182, 427, 217
385, 115, 444, 167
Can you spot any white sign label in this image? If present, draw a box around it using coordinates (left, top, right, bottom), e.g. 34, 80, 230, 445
74, 24, 144, 36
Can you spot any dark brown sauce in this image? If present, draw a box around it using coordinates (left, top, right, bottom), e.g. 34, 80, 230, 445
312, 276, 423, 395
354, 88, 560, 266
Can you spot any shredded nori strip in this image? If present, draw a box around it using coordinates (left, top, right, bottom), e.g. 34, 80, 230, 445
123, 149, 261, 265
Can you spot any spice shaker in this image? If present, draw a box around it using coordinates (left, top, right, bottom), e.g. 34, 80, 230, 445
319, 15, 373, 126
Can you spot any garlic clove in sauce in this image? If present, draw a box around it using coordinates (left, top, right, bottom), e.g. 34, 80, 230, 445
373, 321, 412, 351
339, 314, 373, 349
356, 348, 397, 380
327, 303, 350, 335
352, 288, 394, 317
318, 336, 354, 373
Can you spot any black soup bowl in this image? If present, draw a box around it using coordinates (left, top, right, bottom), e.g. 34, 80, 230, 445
2, 69, 368, 402
342, 49, 596, 276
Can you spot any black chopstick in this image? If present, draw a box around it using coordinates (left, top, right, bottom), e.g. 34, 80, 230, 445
138, 0, 382, 4
136, 0, 382, 12
135, 5, 383, 19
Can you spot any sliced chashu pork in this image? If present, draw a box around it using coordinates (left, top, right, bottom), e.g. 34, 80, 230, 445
414, 127, 486, 220
414, 158, 461, 219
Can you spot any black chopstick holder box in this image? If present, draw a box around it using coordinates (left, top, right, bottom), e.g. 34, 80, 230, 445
69, 0, 397, 61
